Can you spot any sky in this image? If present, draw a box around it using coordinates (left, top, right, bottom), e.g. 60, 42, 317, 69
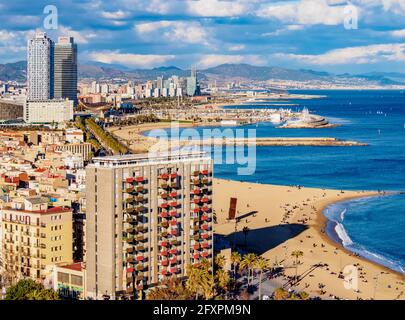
0, 0, 405, 74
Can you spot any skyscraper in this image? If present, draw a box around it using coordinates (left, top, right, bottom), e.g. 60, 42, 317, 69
27, 32, 54, 101
85, 152, 214, 299
187, 65, 200, 96
54, 37, 78, 103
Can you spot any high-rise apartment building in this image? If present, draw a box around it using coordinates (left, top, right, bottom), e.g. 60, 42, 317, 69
27, 32, 54, 101
1, 197, 73, 282
54, 37, 78, 103
85, 152, 214, 299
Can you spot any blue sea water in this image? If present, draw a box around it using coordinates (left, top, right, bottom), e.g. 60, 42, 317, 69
146, 90, 405, 273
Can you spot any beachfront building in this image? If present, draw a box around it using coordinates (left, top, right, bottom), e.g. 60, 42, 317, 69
24, 99, 74, 124
27, 32, 54, 101
1, 197, 73, 283
85, 151, 214, 299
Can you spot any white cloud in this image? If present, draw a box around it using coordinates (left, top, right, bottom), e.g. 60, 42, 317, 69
275, 43, 405, 64
88, 50, 176, 68
228, 44, 246, 51
198, 54, 266, 68
187, 0, 248, 17
135, 21, 210, 45
257, 0, 350, 25
0, 30, 15, 41
58, 26, 96, 44
100, 10, 130, 19
391, 29, 405, 37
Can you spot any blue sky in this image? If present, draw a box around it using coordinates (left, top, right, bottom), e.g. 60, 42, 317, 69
0, 0, 405, 73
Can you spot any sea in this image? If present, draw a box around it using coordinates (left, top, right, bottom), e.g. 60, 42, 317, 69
147, 90, 405, 274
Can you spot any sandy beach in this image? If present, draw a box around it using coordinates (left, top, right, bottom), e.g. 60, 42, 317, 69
213, 179, 405, 300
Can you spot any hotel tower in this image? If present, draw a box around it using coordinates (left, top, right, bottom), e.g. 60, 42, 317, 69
85, 152, 214, 299
27, 32, 54, 101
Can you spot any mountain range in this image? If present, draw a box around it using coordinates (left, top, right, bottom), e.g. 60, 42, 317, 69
1, 61, 404, 86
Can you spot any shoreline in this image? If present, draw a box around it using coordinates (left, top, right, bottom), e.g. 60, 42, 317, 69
213, 178, 405, 300
317, 193, 405, 278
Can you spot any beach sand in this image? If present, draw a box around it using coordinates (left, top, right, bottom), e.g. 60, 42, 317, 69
213, 179, 405, 300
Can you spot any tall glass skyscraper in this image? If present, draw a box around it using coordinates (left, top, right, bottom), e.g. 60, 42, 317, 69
54, 37, 78, 103
27, 32, 54, 101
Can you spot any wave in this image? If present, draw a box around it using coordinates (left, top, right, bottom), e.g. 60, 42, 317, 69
334, 222, 353, 246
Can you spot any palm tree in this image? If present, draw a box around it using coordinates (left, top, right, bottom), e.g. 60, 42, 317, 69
231, 251, 241, 280
215, 255, 226, 270
255, 257, 269, 300
240, 253, 258, 289
242, 227, 250, 247
215, 269, 230, 295
291, 250, 304, 283
274, 287, 288, 300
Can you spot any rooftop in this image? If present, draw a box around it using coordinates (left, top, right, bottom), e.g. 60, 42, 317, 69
89, 151, 211, 168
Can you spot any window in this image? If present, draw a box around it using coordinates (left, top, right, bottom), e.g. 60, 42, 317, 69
58, 272, 69, 283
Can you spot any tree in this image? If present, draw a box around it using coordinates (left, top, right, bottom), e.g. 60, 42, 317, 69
186, 260, 215, 300
231, 251, 241, 280
146, 278, 193, 300
242, 227, 250, 247
5, 279, 59, 300
291, 250, 304, 283
215, 269, 230, 295
214, 255, 226, 270
274, 287, 288, 300
255, 257, 269, 300
240, 253, 257, 288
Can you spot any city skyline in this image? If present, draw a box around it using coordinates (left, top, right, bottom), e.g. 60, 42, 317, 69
0, 1, 404, 74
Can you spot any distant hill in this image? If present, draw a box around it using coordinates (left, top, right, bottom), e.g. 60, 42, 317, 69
1, 60, 404, 86
0, 61, 27, 82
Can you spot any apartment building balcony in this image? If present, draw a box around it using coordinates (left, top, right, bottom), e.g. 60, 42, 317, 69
169, 201, 178, 207
160, 192, 168, 199
136, 245, 145, 251
201, 242, 210, 249
160, 202, 168, 209
136, 226, 148, 233
125, 187, 135, 194
136, 255, 144, 262
170, 267, 179, 274
201, 170, 209, 176
192, 171, 200, 177
193, 243, 200, 250
201, 251, 209, 258
135, 195, 145, 202
136, 264, 144, 272
135, 235, 145, 242
160, 241, 168, 247
201, 224, 209, 231
202, 178, 209, 185
193, 208, 201, 214
127, 256, 135, 264
170, 173, 177, 179
192, 234, 200, 241
169, 257, 177, 265
125, 197, 136, 205
202, 206, 210, 213
193, 198, 201, 204
159, 173, 170, 180
160, 221, 169, 228
169, 248, 177, 255
170, 182, 177, 188
193, 253, 200, 260
161, 269, 169, 276
170, 229, 178, 236
200, 233, 209, 240
169, 191, 177, 198
22, 231, 31, 236
126, 217, 137, 224
126, 177, 134, 183
191, 189, 200, 195
170, 219, 177, 226
136, 186, 144, 192
192, 179, 202, 186
160, 231, 168, 238
201, 214, 209, 221
135, 176, 144, 183
169, 210, 177, 217
161, 259, 169, 267
160, 250, 168, 257
201, 197, 210, 203
160, 183, 169, 189
160, 211, 169, 218
126, 236, 135, 244
170, 239, 179, 246
126, 247, 135, 254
